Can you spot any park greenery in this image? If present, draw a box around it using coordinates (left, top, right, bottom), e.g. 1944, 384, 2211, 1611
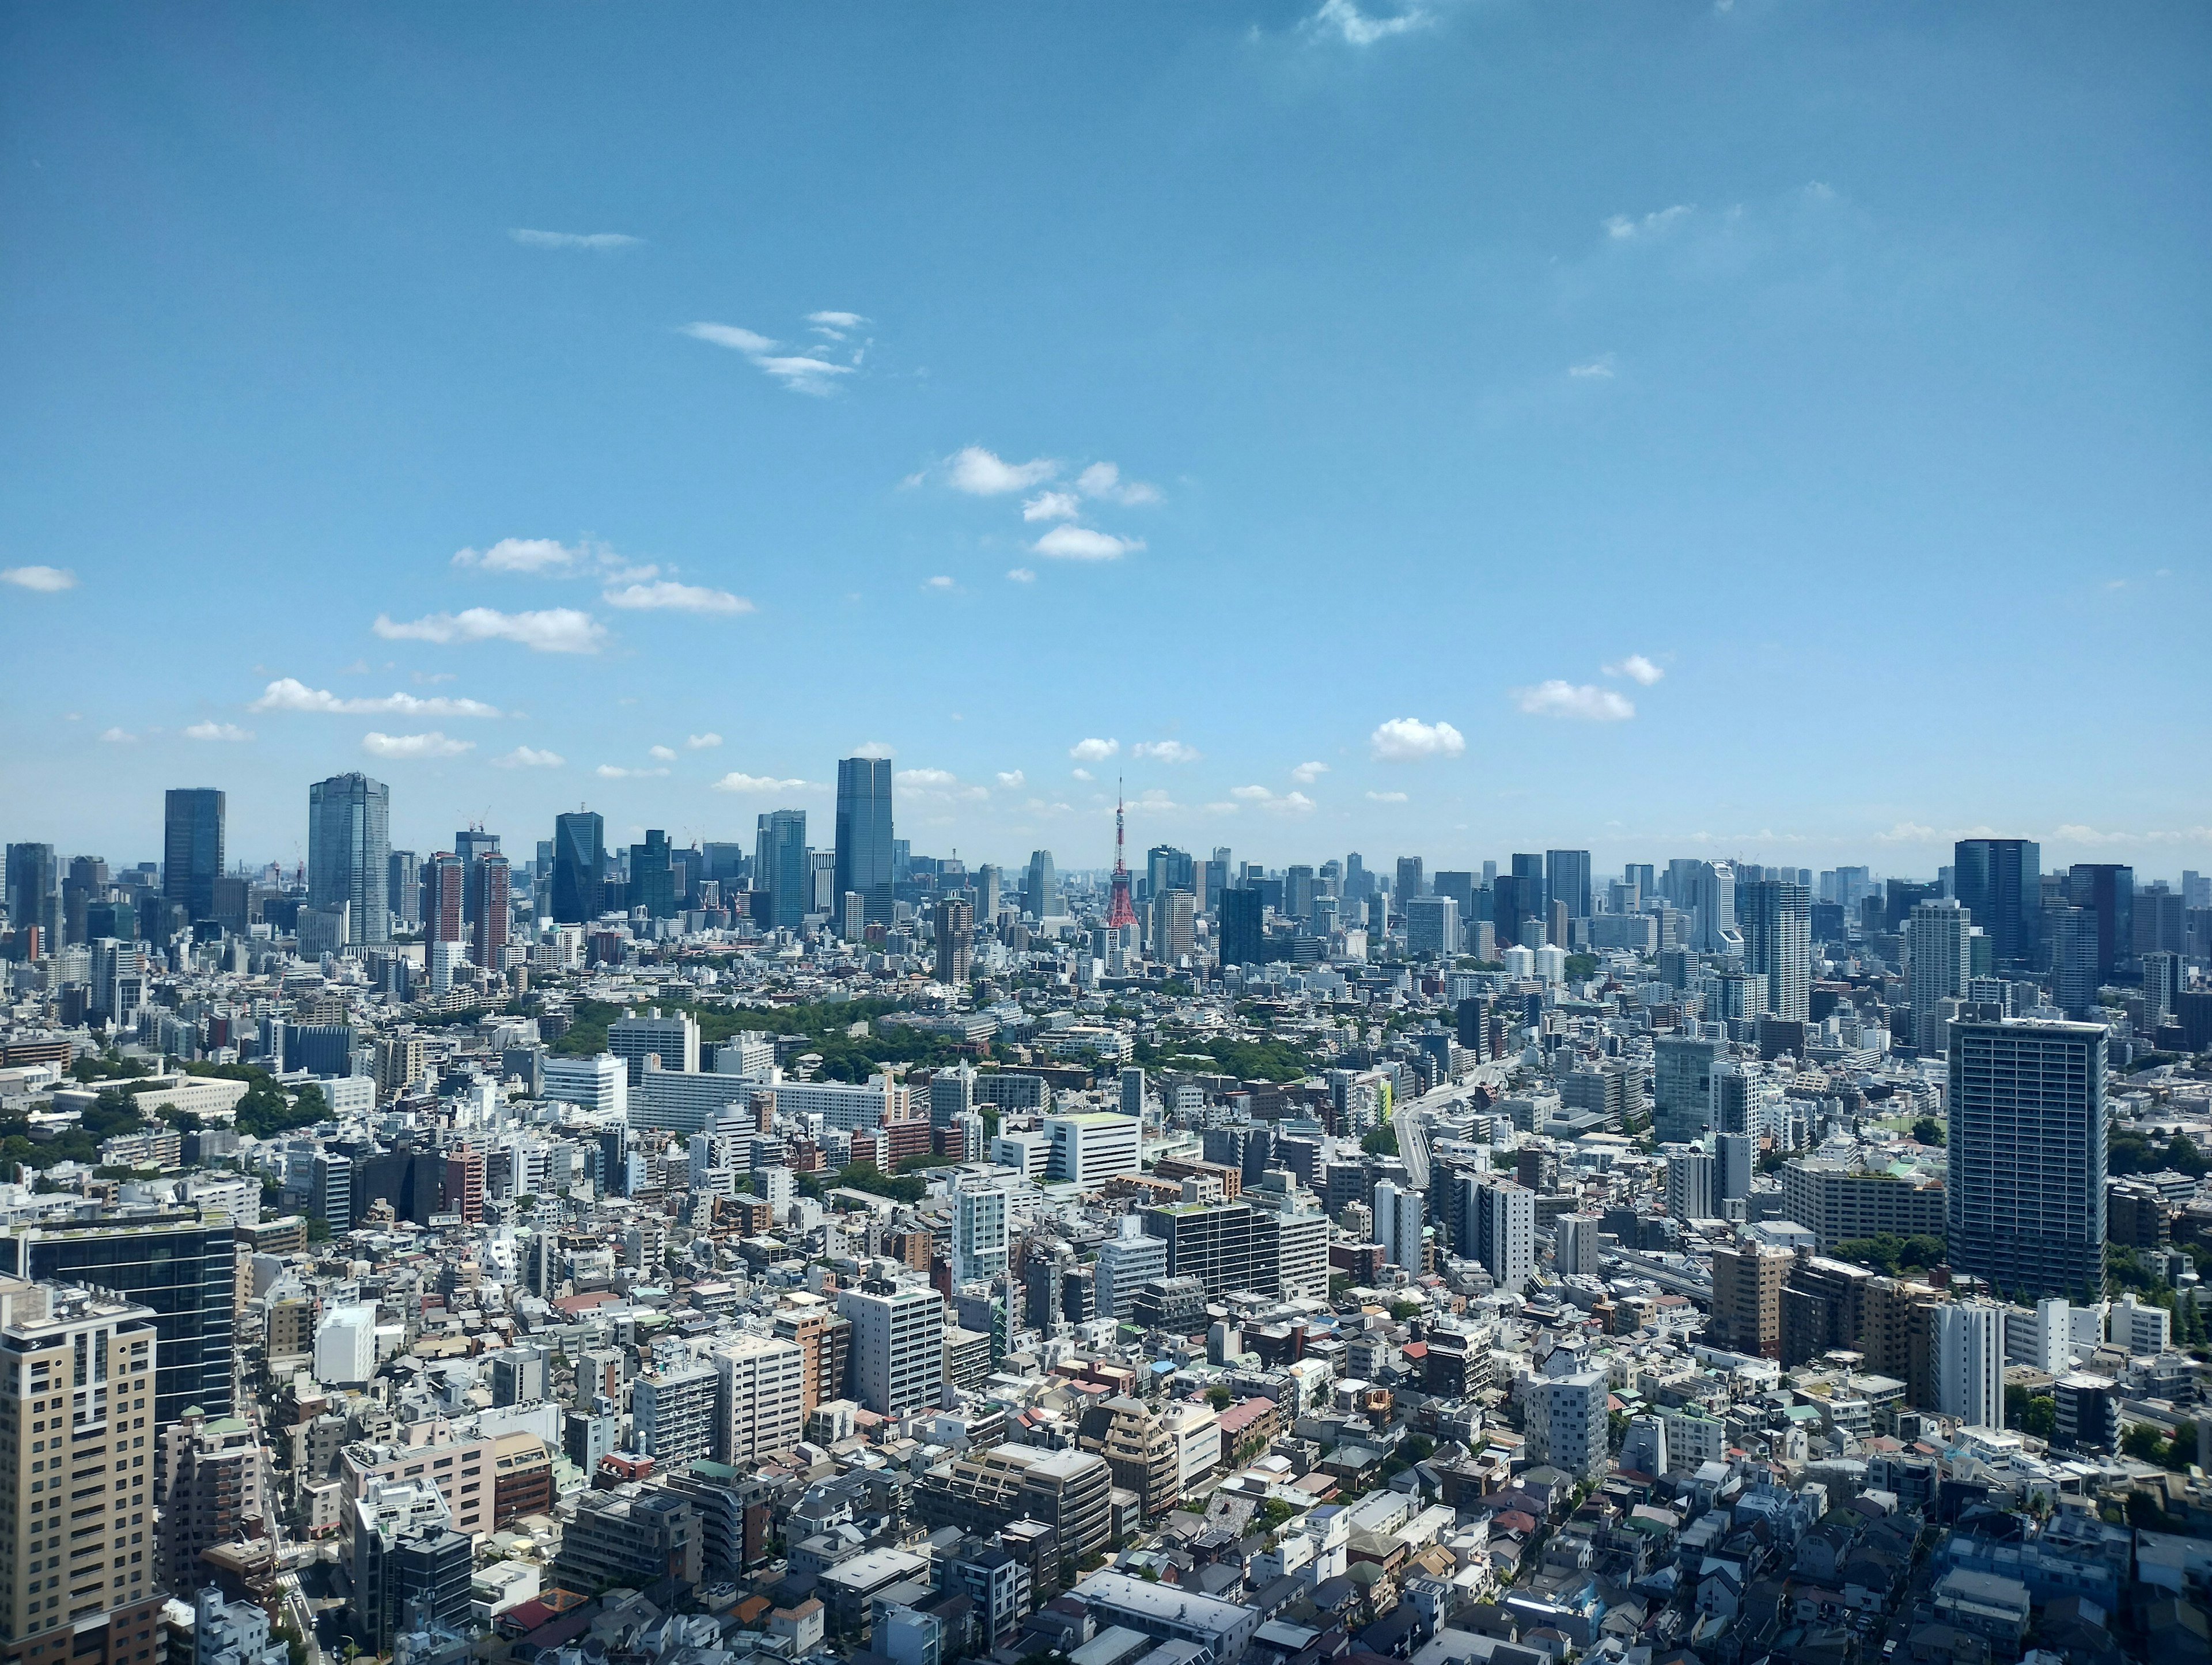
1832, 1232, 1948, 1276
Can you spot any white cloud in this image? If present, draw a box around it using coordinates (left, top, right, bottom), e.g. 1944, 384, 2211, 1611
1022, 490, 1081, 522
1512, 681, 1636, 721
452, 537, 582, 574
1132, 740, 1202, 764
601, 580, 752, 615
926, 575, 955, 590
686, 733, 723, 749
249, 677, 503, 718
711, 772, 815, 794
649, 745, 677, 761
1604, 204, 1694, 240
1075, 461, 1162, 506
1032, 525, 1143, 561
1308, 0, 1429, 45
363, 730, 474, 759
1, 565, 75, 592
1369, 716, 1466, 760
1262, 791, 1317, 817
1230, 785, 1274, 801
896, 768, 958, 787
1071, 768, 1094, 782
184, 722, 253, 742
493, 746, 565, 768
1365, 790, 1409, 803
807, 310, 867, 335
98, 727, 135, 744
1569, 355, 1616, 379
1603, 654, 1664, 685
1290, 761, 1328, 784
1070, 737, 1119, 763
374, 606, 605, 654
1006, 567, 1036, 584
683, 321, 855, 396
510, 229, 640, 251
948, 446, 1058, 495
995, 770, 1025, 788
595, 763, 671, 779
853, 741, 895, 759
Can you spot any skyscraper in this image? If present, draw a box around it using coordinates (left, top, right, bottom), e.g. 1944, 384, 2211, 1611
1219, 886, 1264, 969
1907, 898, 1972, 1051
470, 851, 511, 969
1953, 837, 2040, 968
2066, 863, 2135, 983
1738, 879, 1812, 1022
1947, 1019, 2107, 1300
3, 843, 59, 954
551, 810, 604, 923
421, 854, 465, 943
162, 788, 226, 926
1684, 861, 1741, 956
934, 895, 974, 984
1395, 856, 1424, 902
631, 829, 676, 919
1544, 849, 1593, 921
387, 849, 420, 928
1023, 849, 1059, 919
755, 810, 809, 930
834, 757, 895, 924
307, 772, 391, 944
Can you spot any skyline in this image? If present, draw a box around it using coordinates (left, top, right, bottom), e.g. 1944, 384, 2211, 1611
4, 5, 2208, 867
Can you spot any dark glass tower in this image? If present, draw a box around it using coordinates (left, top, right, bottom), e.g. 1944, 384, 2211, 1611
755, 810, 809, 930
163, 788, 227, 926
1947, 1019, 2106, 1300
1953, 837, 2040, 968
630, 829, 676, 919
2066, 863, 2135, 983
834, 757, 895, 924
551, 810, 605, 923
308, 772, 391, 943
1219, 886, 1264, 968
1544, 849, 1592, 921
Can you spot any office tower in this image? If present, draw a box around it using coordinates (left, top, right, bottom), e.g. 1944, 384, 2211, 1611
1490, 870, 1533, 950
711, 1334, 806, 1464
421, 853, 465, 943
1953, 838, 2040, 967
2066, 863, 2135, 982
1947, 1020, 2106, 1300
1281, 864, 1314, 924
1373, 1180, 1424, 1270
1045, 1112, 1142, 1185
1146, 845, 1195, 900
630, 830, 676, 920
551, 810, 604, 923
837, 1282, 945, 1417
1139, 1201, 1255, 1298
4, 844, 59, 954
1150, 889, 1195, 964
1218, 886, 1264, 968
470, 851, 510, 968
1529, 1372, 1608, 1480
2143, 951, 2181, 1025
1343, 852, 1366, 900
1022, 850, 1059, 919
609, 1007, 700, 1086
755, 810, 808, 930
1907, 898, 1972, 1051
386, 850, 420, 928
1626, 862, 1655, 902
307, 772, 391, 944
162, 788, 225, 926
1665, 1148, 1715, 1222
1405, 896, 1459, 959
1433, 871, 1475, 913
1684, 862, 1741, 956
0, 1214, 234, 1424
1738, 879, 1812, 1022
834, 757, 896, 924
1653, 1036, 1718, 1143
1931, 1302, 2005, 1430
934, 895, 974, 984
976, 864, 1001, 921
2044, 906, 2099, 1018
1708, 1242, 1791, 1359
1717, 1132, 1755, 1207
1508, 852, 1546, 921
1394, 856, 1424, 901
1545, 850, 1593, 921
806, 848, 837, 916
0, 1281, 162, 1662
953, 1184, 1010, 1284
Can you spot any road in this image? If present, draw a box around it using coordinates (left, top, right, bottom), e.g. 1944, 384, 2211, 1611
1394, 1063, 1510, 1189
278, 1570, 324, 1665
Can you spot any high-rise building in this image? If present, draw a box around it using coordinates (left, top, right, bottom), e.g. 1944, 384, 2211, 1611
1474, 1178, 1534, 1294
1044, 1113, 1142, 1186
1953, 838, 2040, 968
1146, 845, 1195, 900
1405, 896, 1460, 960
421, 853, 465, 943
1544, 850, 1593, 921
1708, 1241, 1791, 1359
0, 1280, 162, 1665
386, 850, 420, 928
838, 1282, 945, 1417
755, 810, 808, 931
1218, 887, 1264, 968
1394, 856, 1424, 902
1139, 1202, 1255, 1299
2066, 863, 2135, 983
551, 810, 604, 923
1947, 1020, 2107, 1300
952, 1184, 1010, 1285
3, 844, 59, 955
1149, 889, 1195, 965
1666, 1148, 1714, 1222
1907, 898, 1973, 1051
834, 758, 896, 925
1931, 1301, 2005, 1430
2044, 905, 2100, 1018
1738, 879, 1811, 1022
1022, 850, 1059, 919
308, 772, 391, 945
470, 851, 510, 968
158, 1406, 271, 1591
1651, 1034, 1718, 1144
1684, 862, 1741, 956
1373, 1180, 1425, 1271
934, 896, 974, 985
162, 788, 225, 927
711, 1334, 806, 1463
630, 830, 676, 920
1529, 1371, 1608, 1480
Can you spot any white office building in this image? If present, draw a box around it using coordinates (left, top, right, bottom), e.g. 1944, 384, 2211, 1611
953, 1184, 1010, 1285
634, 1059, 758, 1135
839, 1283, 946, 1418
544, 1053, 628, 1121
1373, 1179, 1425, 1272
1093, 1216, 1168, 1317
314, 1302, 377, 1386
991, 1129, 1050, 1179
1044, 1112, 1142, 1186
608, 1007, 702, 1083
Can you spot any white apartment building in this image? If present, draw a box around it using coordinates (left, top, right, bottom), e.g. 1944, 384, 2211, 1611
632, 1355, 720, 1467
1162, 1401, 1222, 1492
1932, 1301, 2005, 1431
544, 1053, 628, 1120
838, 1283, 946, 1418
953, 1185, 1010, 1284
1044, 1112, 1142, 1185
713, 1333, 806, 1463
1094, 1216, 1168, 1316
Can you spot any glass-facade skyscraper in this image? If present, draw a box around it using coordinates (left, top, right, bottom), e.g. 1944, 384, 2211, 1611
756, 809, 809, 930
3, 843, 59, 951
551, 810, 604, 923
308, 772, 391, 944
2066, 863, 2135, 984
162, 787, 226, 926
1953, 837, 2040, 968
834, 757, 895, 925
1737, 879, 1812, 1022
1544, 849, 1592, 921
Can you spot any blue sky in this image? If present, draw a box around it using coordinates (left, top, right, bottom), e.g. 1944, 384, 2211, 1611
3, 3, 2206, 878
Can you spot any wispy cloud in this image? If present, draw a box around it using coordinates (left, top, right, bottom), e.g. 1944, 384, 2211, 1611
897, 768, 957, 787
996, 770, 1025, 788
806, 310, 868, 340
595, 763, 671, 779
510, 229, 641, 251
249, 677, 503, 718
925, 575, 955, 590
852, 741, 895, 760
184, 722, 253, 742
1569, 355, 1616, 379
1232, 785, 1318, 816
98, 727, 135, 744
1306, 0, 1430, 45
1032, 525, 1143, 561
1074, 461, 1162, 506
1369, 716, 1465, 760
374, 607, 605, 654
684, 320, 859, 396
1366, 790, 1409, 803
1512, 680, 1635, 720
649, 745, 677, 761
711, 772, 817, 794
949, 446, 1058, 495
1022, 491, 1081, 522
1070, 738, 1119, 763
1, 565, 75, 593
1290, 761, 1328, 784
686, 733, 723, 750
1006, 567, 1036, 584
1604, 204, 1694, 240
452, 537, 587, 574
1132, 740, 1201, 764
493, 746, 565, 769
601, 579, 753, 615
363, 730, 473, 759
1604, 653, 1665, 685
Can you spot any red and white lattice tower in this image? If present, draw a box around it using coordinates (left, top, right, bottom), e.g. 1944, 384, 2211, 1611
1106, 780, 1137, 929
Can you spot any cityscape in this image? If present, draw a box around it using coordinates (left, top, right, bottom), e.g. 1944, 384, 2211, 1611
3, 8, 2209, 1665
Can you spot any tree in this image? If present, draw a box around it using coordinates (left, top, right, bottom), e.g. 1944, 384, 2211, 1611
1361, 1124, 1399, 1157
1207, 1386, 1232, 1412
2122, 1422, 2170, 1465
1911, 1117, 1946, 1147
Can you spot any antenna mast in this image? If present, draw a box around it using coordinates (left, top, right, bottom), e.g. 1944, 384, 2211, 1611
1107, 779, 1137, 928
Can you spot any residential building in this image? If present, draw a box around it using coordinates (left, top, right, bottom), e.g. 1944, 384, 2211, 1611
557, 1487, 701, 1590
839, 1282, 945, 1418
1779, 1161, 1948, 1252
1931, 1301, 2005, 1430
1531, 1370, 1609, 1481
835, 758, 896, 926
1709, 1241, 1791, 1359
633, 1355, 719, 1469
1946, 1020, 2107, 1300
712, 1334, 806, 1464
